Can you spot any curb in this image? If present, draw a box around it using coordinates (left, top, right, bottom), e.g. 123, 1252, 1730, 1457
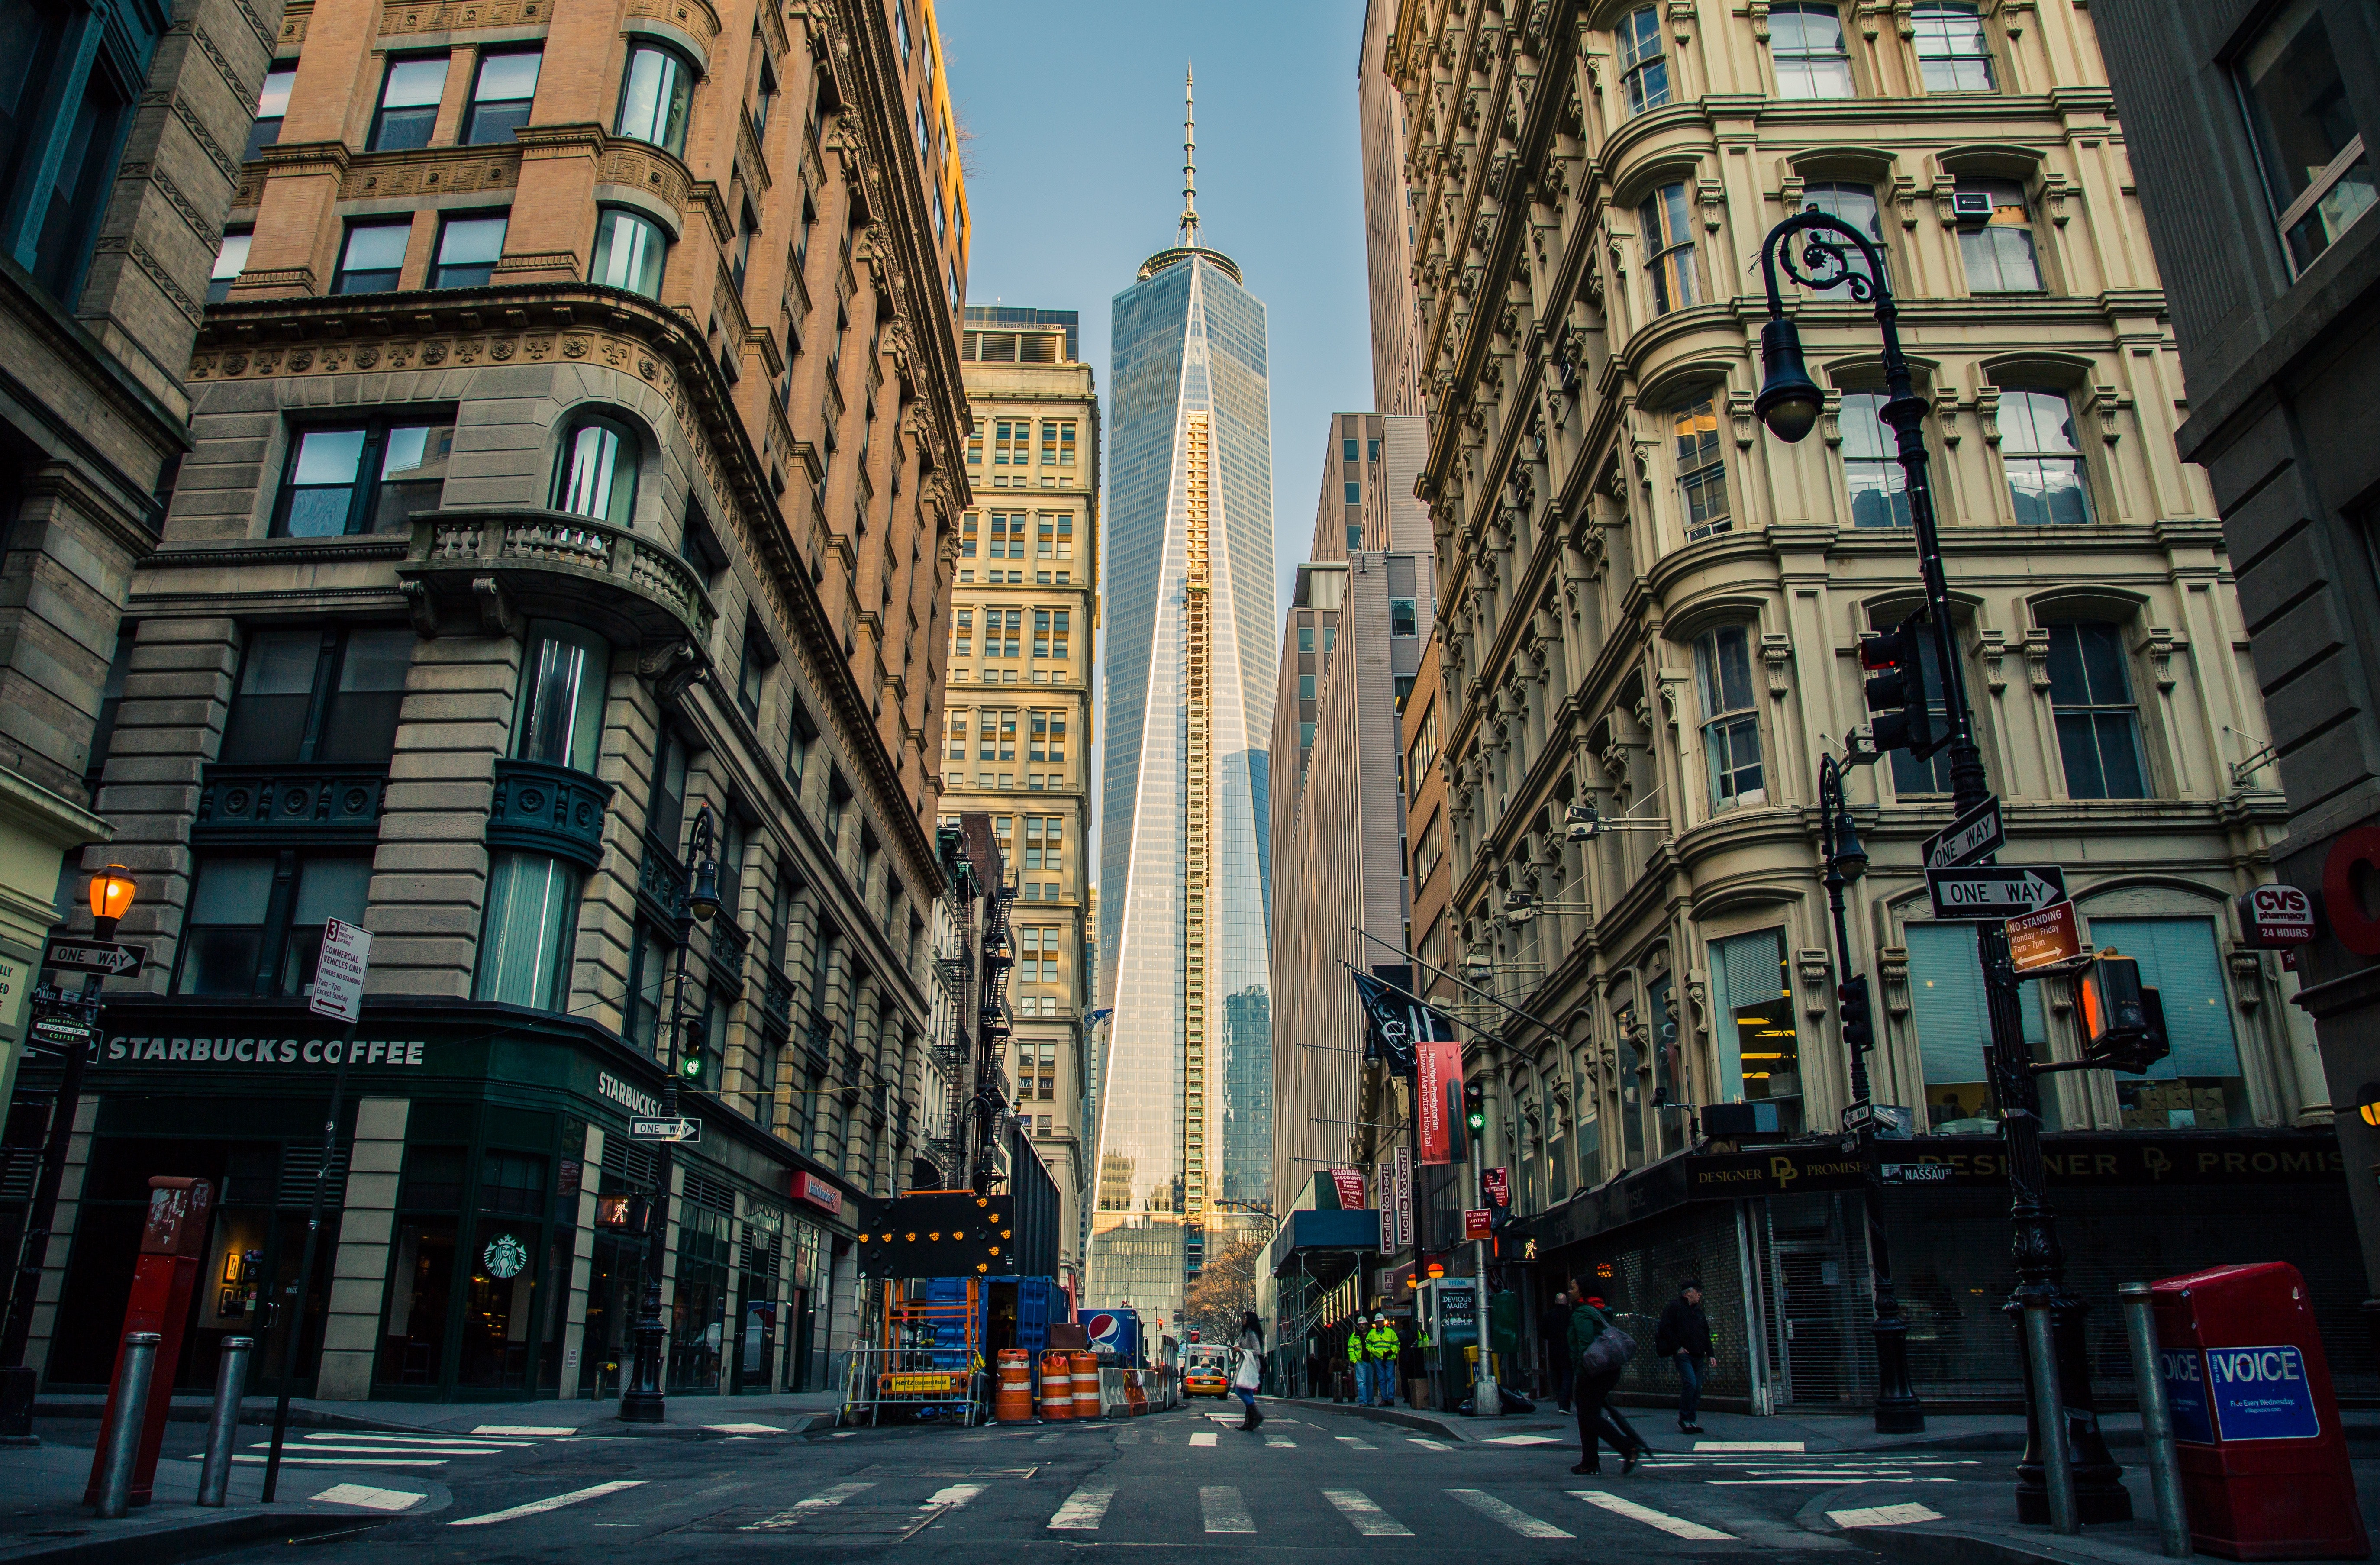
1836, 1523, 2161, 1565
1273, 1398, 1471, 1442
32, 1402, 827, 1440
0, 1511, 380, 1565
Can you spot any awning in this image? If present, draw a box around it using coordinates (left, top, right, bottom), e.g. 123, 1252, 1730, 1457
1261, 1208, 1382, 1278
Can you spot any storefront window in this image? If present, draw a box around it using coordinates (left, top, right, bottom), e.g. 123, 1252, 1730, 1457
474, 850, 582, 1009
460, 1209, 542, 1388
1710, 929, 1803, 1133
668, 1205, 730, 1391
514, 621, 611, 774
378, 1217, 458, 1385
1907, 921, 2051, 1131
2086, 916, 2249, 1128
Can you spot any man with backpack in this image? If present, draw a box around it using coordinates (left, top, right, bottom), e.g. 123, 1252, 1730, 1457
1655, 1280, 1715, 1435
1565, 1282, 1646, 1475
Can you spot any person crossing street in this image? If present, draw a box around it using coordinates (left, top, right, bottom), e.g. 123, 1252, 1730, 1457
1567, 1283, 1645, 1477
1655, 1280, 1716, 1435
1233, 1310, 1266, 1431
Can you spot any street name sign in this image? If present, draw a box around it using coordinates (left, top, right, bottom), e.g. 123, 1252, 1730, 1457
1927, 863, 2067, 920
42, 938, 145, 976
308, 916, 370, 1023
2006, 900, 2083, 973
630, 1117, 701, 1143
1922, 795, 2006, 870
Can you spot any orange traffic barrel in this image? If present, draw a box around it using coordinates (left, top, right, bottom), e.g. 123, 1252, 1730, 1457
1071, 1351, 1102, 1419
994, 1349, 1033, 1423
1038, 1350, 1074, 1420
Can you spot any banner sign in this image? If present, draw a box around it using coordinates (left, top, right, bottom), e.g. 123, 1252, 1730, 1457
1329, 1167, 1367, 1210
1416, 1038, 1461, 1164
1394, 1144, 1414, 1250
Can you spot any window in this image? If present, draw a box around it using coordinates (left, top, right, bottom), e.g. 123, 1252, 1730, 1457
175, 855, 372, 998
1297, 626, 1313, 653
895, 0, 911, 61
1616, 6, 1670, 115
1912, 2, 1994, 92
514, 621, 610, 774
1956, 179, 2040, 292
11, 34, 137, 306
1770, 3, 1852, 98
1874, 608, 1951, 796
1801, 181, 1883, 295
207, 229, 251, 304
1906, 922, 2049, 1131
333, 218, 411, 294
739, 623, 773, 720
1344, 481, 1361, 505
590, 207, 667, 297
221, 626, 414, 765
1298, 673, 1316, 701
648, 728, 690, 849
1343, 438, 1358, 461
1999, 388, 2092, 526
2087, 917, 2248, 1129
2047, 622, 2148, 799
1348, 525, 1364, 551
1709, 928, 1801, 1133
476, 850, 583, 1010
281, 858, 375, 1000
732, 200, 756, 289
2238, 0, 2376, 272
1323, 624, 1336, 651
272, 416, 453, 537
953, 609, 973, 659
1673, 398, 1729, 539
552, 412, 638, 527
464, 48, 539, 143
245, 63, 294, 161
614, 43, 693, 155
1390, 597, 1418, 637
1841, 392, 1911, 528
1639, 183, 1699, 312
1695, 625, 1763, 809
368, 55, 448, 152
431, 211, 506, 289
960, 514, 977, 556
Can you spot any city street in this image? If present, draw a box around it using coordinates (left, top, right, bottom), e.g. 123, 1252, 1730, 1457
32, 1401, 2014, 1565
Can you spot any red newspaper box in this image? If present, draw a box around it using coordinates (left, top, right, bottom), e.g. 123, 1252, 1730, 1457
2149, 1261, 2368, 1559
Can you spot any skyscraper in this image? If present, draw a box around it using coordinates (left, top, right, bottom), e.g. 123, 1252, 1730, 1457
1090, 71, 1274, 1320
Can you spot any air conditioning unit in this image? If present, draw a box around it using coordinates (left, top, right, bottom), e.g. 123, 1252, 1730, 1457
1950, 190, 1995, 228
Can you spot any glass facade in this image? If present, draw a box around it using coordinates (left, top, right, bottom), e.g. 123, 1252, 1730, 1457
1095, 249, 1274, 1308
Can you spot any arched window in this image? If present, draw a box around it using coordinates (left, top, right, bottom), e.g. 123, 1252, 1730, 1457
590, 207, 668, 297
551, 413, 638, 526
614, 42, 693, 155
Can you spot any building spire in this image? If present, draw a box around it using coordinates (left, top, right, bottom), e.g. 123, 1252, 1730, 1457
1180, 63, 1199, 248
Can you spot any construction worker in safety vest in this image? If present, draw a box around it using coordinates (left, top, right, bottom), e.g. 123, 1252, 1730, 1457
1345, 1317, 1367, 1404
1365, 1312, 1400, 1407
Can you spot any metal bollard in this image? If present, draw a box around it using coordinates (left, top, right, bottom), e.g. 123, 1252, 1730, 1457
2119, 1284, 2193, 1557
93, 1333, 161, 1520
195, 1336, 254, 1508
2022, 1300, 2079, 1536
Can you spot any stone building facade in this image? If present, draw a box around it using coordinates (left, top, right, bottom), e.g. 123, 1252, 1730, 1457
2090, 0, 2380, 1301
19, 0, 974, 1406
946, 305, 1099, 1293
1368, 0, 2357, 1411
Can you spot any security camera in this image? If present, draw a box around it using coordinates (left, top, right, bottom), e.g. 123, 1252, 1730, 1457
1564, 801, 1600, 842
1502, 891, 1537, 925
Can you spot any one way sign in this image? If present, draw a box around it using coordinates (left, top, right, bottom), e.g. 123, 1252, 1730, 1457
1927, 864, 2067, 920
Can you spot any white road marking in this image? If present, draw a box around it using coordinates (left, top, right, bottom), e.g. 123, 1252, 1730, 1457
925, 1483, 986, 1510
796, 1482, 877, 1508
1407, 1438, 1450, 1451
470, 1425, 574, 1437
1189, 1431, 1219, 1446
310, 1483, 423, 1512
303, 1433, 527, 1448
1447, 1488, 1572, 1539
1831, 1504, 1947, 1528
1696, 1440, 1806, 1452
1325, 1489, 1413, 1538
1484, 1433, 1561, 1445
1265, 1437, 1297, 1448
448, 1480, 645, 1527
705, 1423, 787, 1435
1048, 1483, 1115, 1530
1709, 1478, 1958, 1486
1335, 1435, 1377, 1449
1200, 1485, 1255, 1534
226, 1455, 446, 1467
1571, 1489, 1737, 1540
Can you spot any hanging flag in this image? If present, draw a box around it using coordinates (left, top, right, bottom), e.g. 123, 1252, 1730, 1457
1416, 1036, 1463, 1165
1351, 967, 1459, 1075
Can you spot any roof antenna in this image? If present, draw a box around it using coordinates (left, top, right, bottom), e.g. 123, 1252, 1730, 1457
1180, 63, 1199, 248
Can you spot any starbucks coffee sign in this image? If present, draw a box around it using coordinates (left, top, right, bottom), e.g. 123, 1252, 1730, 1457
483, 1233, 528, 1279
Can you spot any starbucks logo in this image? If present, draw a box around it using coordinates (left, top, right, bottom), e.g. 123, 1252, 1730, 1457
482, 1233, 528, 1279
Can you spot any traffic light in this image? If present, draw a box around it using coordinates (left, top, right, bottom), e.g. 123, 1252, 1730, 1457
677, 1018, 709, 1081
1860, 612, 1943, 759
2080, 951, 2171, 1074
1463, 1082, 1486, 1136
1838, 974, 1876, 1056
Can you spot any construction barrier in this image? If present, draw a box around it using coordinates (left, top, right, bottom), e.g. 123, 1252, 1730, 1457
1038, 1349, 1074, 1420
993, 1349, 1033, 1423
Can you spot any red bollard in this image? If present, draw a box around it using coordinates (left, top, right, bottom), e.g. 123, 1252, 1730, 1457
82, 1178, 213, 1507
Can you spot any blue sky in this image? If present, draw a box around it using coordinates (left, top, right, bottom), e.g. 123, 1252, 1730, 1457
936, 0, 1375, 614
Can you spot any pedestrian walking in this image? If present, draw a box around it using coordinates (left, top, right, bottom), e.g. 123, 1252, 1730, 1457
1540, 1284, 1575, 1412
1566, 1282, 1645, 1477
1395, 1313, 1426, 1408
1345, 1316, 1367, 1404
1233, 1311, 1266, 1431
1366, 1310, 1400, 1407
1654, 1279, 1715, 1434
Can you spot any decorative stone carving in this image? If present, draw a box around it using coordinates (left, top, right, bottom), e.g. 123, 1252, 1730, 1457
1763, 632, 1792, 697
1979, 628, 2009, 693
2024, 627, 2052, 691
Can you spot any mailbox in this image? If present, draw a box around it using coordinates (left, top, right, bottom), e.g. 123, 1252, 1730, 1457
2149, 1261, 2368, 1559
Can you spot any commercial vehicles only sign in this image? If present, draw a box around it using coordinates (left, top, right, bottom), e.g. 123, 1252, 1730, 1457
309, 916, 370, 1023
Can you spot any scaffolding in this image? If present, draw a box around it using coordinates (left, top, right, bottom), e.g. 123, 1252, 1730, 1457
842, 1276, 990, 1426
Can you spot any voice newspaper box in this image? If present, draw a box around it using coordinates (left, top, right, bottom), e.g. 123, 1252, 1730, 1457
2150, 1261, 2367, 1559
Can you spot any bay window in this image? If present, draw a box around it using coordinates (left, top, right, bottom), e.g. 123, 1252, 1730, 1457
615, 43, 693, 155
513, 621, 610, 774
551, 412, 639, 526
1616, 6, 1670, 115
475, 850, 582, 1010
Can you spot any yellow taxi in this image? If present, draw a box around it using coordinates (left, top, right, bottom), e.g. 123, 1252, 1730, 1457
1181, 1343, 1232, 1398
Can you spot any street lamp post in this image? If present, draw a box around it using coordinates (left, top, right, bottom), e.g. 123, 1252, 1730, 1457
1756, 211, 2128, 1522
619, 805, 721, 1424
1818, 756, 1923, 1434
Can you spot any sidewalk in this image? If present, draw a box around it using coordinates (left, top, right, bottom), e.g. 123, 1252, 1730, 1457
32, 1388, 847, 1439
0, 1433, 435, 1565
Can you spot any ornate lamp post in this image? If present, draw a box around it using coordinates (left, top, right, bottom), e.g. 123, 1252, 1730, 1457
619, 806, 720, 1423
1755, 212, 2127, 1521
1818, 757, 1923, 1433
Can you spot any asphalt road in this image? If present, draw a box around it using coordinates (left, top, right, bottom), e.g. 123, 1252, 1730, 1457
142, 1399, 2003, 1565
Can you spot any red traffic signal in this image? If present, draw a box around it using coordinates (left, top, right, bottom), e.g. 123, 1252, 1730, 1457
1860, 612, 1944, 759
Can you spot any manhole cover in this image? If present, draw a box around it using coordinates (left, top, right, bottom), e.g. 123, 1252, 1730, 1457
687, 1506, 945, 1539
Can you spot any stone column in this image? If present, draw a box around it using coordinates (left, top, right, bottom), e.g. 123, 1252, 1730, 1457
559, 1124, 603, 1395
315, 1097, 410, 1399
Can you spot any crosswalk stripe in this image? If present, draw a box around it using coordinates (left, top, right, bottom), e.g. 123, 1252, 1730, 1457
1407, 1438, 1450, 1451
1709, 1478, 1958, 1486
1264, 1437, 1296, 1448
1325, 1489, 1412, 1538
226, 1455, 445, 1467
1190, 1432, 1219, 1447
1200, 1485, 1255, 1534
310, 1483, 423, 1512
303, 1433, 527, 1447
1831, 1504, 1946, 1528
706, 1423, 787, 1435
470, 1425, 573, 1437
1447, 1488, 1572, 1539
448, 1480, 644, 1527
1484, 1434, 1561, 1445
926, 1484, 986, 1510
796, 1482, 876, 1509
1048, 1483, 1114, 1530
1696, 1440, 1805, 1452
1572, 1489, 1737, 1540
1335, 1435, 1376, 1449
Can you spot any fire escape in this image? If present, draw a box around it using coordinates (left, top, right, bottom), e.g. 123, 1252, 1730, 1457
971, 878, 1018, 1192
